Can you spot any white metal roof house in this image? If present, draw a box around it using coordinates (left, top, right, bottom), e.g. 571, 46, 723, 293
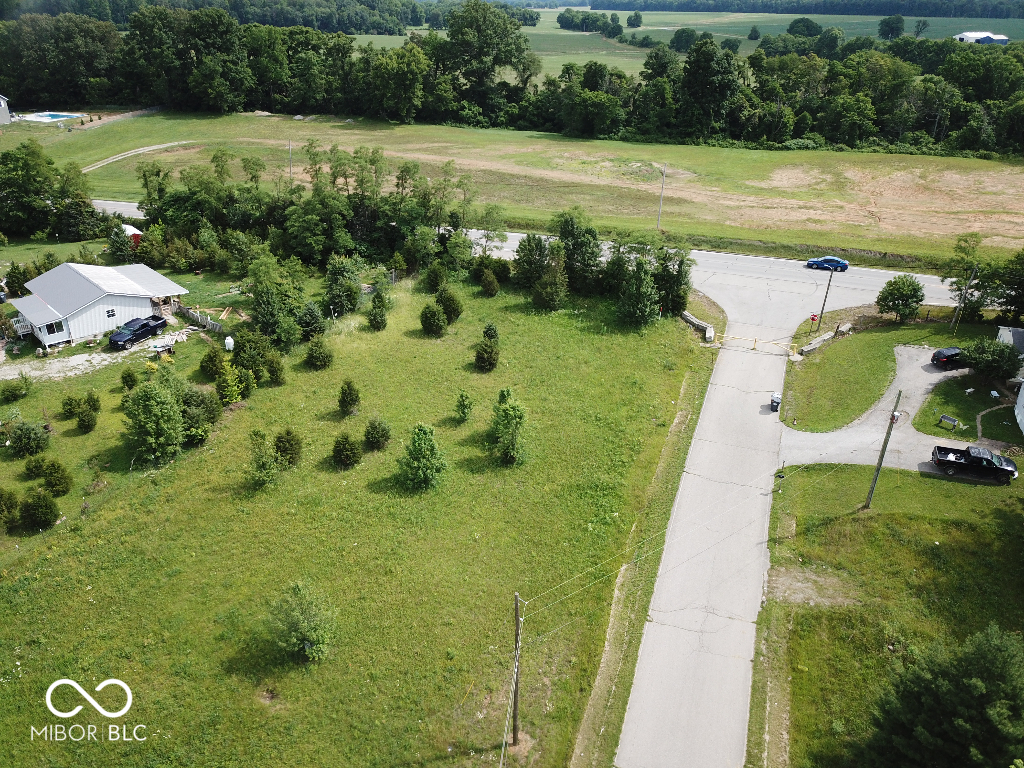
956, 31, 1009, 45
9, 263, 188, 346
0, 95, 10, 126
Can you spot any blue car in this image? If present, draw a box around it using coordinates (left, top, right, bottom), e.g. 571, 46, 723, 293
806, 257, 849, 271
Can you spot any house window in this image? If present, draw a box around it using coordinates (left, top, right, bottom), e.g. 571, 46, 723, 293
106, 309, 116, 318
44, 320, 64, 336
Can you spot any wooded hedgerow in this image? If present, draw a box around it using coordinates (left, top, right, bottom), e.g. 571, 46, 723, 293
2, 0, 1024, 156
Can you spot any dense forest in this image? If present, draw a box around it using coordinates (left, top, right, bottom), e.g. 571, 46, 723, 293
2, 1, 1024, 156
0, 0, 536, 33
589, 0, 1024, 19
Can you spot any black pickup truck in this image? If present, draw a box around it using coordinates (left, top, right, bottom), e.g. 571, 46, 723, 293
932, 445, 1018, 483
108, 315, 167, 350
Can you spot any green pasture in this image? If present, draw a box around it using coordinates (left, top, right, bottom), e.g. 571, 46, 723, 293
783, 312, 993, 432
746, 463, 1024, 766
2, 112, 1020, 264
0, 276, 716, 767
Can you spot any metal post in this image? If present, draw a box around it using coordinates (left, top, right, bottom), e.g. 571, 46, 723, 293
512, 592, 521, 746
865, 390, 902, 509
289, 140, 292, 182
950, 266, 977, 331
656, 163, 667, 230
815, 268, 835, 332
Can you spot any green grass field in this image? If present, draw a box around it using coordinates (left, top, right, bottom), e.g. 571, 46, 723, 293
783, 312, 993, 432
0, 277, 716, 767
746, 464, 1024, 767
913, 373, 1024, 444
2, 112, 1021, 265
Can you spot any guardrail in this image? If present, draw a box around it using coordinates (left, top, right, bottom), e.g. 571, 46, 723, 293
681, 311, 714, 342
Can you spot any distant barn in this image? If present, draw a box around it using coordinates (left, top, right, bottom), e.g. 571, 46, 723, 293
956, 31, 1009, 45
0, 95, 10, 126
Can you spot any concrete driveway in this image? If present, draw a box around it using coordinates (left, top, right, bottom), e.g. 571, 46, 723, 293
780, 345, 974, 472
615, 252, 955, 768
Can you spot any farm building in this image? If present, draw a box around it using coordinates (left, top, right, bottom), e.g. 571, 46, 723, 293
0, 95, 10, 125
9, 263, 188, 346
955, 31, 1009, 45
122, 223, 143, 246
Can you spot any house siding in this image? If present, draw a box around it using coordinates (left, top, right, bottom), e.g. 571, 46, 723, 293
67, 294, 153, 340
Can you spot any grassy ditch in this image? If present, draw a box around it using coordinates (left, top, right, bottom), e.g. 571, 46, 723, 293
0, 279, 713, 768
782, 308, 994, 432
745, 463, 1024, 767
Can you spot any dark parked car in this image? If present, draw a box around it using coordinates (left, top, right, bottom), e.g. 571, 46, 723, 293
931, 347, 964, 370
806, 257, 849, 271
932, 445, 1017, 483
109, 315, 167, 350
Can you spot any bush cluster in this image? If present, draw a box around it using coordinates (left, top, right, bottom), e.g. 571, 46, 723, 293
9, 421, 49, 457
0, 373, 32, 404
0, 486, 19, 533
20, 487, 58, 529
435, 286, 464, 325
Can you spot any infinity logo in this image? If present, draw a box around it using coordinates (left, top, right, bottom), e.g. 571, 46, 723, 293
45, 679, 132, 719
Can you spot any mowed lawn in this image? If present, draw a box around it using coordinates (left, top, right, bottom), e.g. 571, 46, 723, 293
0, 280, 714, 767
783, 316, 994, 432
3, 113, 1022, 262
748, 464, 1024, 767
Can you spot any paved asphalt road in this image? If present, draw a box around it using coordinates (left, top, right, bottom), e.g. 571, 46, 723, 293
615, 251, 954, 768
93, 200, 143, 218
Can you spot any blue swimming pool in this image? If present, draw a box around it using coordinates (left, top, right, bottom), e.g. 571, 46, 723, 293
21, 111, 87, 123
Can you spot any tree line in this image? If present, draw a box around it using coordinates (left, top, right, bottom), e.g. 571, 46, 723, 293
589, 0, 1024, 19
4, 1, 1024, 156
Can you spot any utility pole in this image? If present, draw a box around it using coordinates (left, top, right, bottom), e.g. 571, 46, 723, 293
512, 592, 522, 746
656, 163, 667, 230
950, 266, 977, 333
865, 389, 902, 509
815, 267, 836, 332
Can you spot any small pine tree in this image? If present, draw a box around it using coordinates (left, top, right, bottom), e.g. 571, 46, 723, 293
338, 380, 360, 416
42, 459, 72, 497
108, 225, 133, 263
367, 302, 388, 331
61, 394, 84, 419
0, 486, 19, 533
305, 335, 334, 369
397, 423, 447, 490
332, 433, 363, 469
435, 285, 464, 324
364, 417, 391, 451
424, 262, 448, 293
200, 345, 226, 379
265, 350, 286, 385
245, 429, 281, 488
476, 337, 500, 372
483, 322, 499, 341
25, 455, 47, 479
480, 269, 499, 297
77, 408, 98, 433
237, 368, 257, 399
421, 303, 448, 337
533, 241, 569, 310
20, 487, 59, 529
9, 421, 49, 457
619, 258, 661, 327
456, 390, 473, 422
84, 390, 101, 413
296, 301, 327, 340
491, 389, 527, 464
215, 363, 243, 405
274, 427, 303, 466
121, 367, 139, 391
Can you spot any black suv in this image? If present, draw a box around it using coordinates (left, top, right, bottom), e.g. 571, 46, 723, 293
931, 347, 964, 370
109, 315, 167, 350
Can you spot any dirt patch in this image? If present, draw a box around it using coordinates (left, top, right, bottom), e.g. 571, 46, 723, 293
747, 166, 831, 190
767, 566, 858, 606
506, 730, 537, 764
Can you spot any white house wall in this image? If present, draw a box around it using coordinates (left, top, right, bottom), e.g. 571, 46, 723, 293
67, 295, 153, 340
